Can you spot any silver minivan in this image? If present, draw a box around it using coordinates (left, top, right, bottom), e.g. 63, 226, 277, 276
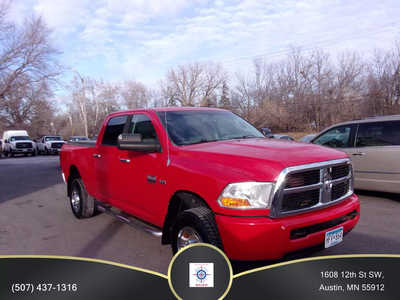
312, 115, 400, 193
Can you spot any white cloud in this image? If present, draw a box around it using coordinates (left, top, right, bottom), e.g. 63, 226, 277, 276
7, 0, 400, 87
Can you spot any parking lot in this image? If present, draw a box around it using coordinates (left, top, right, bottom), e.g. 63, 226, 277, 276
0, 156, 399, 274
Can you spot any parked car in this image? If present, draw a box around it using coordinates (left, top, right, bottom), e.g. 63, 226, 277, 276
60, 107, 359, 260
311, 115, 400, 193
69, 136, 89, 142
37, 136, 66, 155
269, 134, 295, 141
299, 134, 317, 143
1, 130, 36, 157
260, 127, 272, 137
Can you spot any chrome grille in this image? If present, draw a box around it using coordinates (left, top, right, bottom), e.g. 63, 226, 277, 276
270, 158, 353, 217
16, 142, 33, 149
51, 142, 64, 149
285, 169, 320, 188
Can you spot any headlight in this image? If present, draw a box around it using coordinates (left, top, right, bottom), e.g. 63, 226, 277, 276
217, 182, 275, 209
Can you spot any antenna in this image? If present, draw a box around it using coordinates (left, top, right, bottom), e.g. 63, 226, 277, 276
165, 111, 171, 167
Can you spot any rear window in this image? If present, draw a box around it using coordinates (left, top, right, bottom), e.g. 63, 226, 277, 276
102, 115, 128, 146
356, 121, 400, 147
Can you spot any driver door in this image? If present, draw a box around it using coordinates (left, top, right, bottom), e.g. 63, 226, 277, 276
312, 124, 357, 157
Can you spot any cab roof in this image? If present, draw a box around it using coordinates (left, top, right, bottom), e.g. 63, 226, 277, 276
108, 107, 227, 118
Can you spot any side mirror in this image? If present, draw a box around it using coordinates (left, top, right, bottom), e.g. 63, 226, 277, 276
118, 133, 161, 152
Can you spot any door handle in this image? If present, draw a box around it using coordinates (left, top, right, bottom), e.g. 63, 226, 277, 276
93, 153, 102, 158
120, 158, 130, 163
352, 152, 366, 156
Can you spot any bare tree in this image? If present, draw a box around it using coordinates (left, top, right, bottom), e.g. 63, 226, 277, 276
120, 80, 151, 109
0, 2, 61, 133
160, 62, 226, 107
68, 74, 121, 137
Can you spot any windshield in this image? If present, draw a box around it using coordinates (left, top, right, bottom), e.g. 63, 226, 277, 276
157, 110, 264, 146
44, 136, 62, 142
10, 136, 31, 141
71, 137, 88, 141
45, 136, 62, 141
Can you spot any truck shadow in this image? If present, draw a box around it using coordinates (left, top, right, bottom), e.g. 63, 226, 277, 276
77, 220, 124, 257
231, 230, 400, 274
231, 244, 325, 274
0, 157, 62, 204
355, 189, 400, 203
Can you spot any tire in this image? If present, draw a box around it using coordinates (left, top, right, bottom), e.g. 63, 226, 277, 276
171, 207, 223, 254
45, 148, 49, 155
69, 178, 95, 219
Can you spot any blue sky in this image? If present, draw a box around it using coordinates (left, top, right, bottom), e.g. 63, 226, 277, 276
9, 0, 400, 88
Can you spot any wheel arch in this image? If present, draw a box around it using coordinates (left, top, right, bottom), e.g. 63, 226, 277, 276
161, 190, 211, 245
67, 165, 81, 197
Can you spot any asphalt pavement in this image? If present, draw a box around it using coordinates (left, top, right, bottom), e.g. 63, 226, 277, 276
0, 155, 399, 274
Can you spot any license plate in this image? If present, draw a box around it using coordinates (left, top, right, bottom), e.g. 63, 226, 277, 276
325, 227, 343, 248
23, 149, 27, 152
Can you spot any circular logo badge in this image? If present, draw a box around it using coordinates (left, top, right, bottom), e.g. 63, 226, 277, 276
168, 243, 233, 300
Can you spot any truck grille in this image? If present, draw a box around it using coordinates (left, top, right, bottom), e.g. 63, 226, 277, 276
51, 142, 64, 149
270, 159, 353, 217
16, 142, 33, 149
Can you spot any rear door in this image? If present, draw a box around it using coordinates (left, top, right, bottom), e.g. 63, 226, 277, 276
353, 121, 400, 193
93, 115, 129, 205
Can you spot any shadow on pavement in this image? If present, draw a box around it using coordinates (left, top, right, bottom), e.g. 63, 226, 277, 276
0, 156, 62, 204
355, 189, 400, 203
231, 228, 400, 274
77, 221, 124, 257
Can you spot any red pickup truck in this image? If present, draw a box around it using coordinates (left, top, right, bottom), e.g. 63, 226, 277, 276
60, 107, 360, 260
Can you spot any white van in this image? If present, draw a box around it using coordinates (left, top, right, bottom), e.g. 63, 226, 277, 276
2, 130, 36, 157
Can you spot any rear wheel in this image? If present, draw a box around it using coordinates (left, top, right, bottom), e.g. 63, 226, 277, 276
69, 178, 95, 219
171, 207, 223, 254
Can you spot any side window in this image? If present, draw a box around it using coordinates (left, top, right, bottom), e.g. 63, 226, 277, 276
129, 114, 158, 141
102, 115, 128, 146
356, 121, 400, 147
313, 125, 353, 148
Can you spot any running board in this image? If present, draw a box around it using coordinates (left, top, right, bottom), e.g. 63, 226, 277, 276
95, 201, 162, 237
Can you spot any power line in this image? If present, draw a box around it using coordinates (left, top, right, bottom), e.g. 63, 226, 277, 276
217, 22, 400, 65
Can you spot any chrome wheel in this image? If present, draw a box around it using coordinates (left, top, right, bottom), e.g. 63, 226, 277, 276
71, 188, 81, 213
177, 226, 202, 250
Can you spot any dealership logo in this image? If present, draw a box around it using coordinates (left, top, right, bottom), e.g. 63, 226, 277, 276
189, 263, 214, 288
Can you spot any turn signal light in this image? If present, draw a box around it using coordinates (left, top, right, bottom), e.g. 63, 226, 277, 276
220, 197, 250, 207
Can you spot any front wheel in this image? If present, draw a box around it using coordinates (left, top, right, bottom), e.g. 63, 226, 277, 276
69, 178, 95, 219
171, 207, 223, 254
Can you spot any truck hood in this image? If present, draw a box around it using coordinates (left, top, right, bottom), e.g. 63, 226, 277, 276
177, 138, 348, 182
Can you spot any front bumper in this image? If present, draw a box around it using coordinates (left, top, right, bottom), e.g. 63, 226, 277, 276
215, 194, 360, 260
11, 148, 34, 153
49, 148, 62, 154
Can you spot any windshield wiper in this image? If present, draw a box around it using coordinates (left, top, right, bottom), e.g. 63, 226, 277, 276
184, 138, 220, 145
229, 135, 260, 140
